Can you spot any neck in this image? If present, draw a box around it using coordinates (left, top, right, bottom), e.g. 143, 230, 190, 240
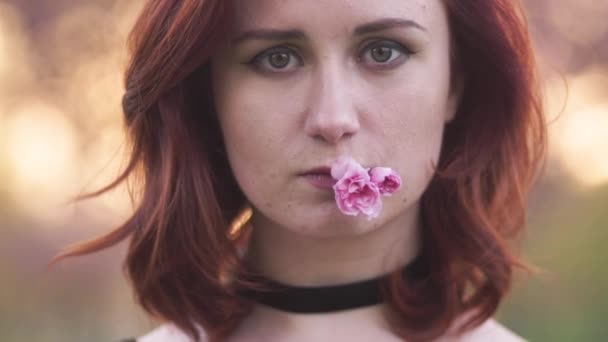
243, 202, 421, 287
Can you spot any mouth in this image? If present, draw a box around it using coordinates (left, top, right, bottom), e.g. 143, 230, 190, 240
299, 167, 336, 190
300, 166, 332, 176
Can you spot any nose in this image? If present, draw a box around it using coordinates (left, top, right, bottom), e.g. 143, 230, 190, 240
303, 62, 360, 144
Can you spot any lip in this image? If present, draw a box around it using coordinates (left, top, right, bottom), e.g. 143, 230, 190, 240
299, 166, 336, 190
300, 166, 332, 176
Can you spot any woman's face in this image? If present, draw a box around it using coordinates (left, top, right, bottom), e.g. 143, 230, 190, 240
211, 0, 461, 237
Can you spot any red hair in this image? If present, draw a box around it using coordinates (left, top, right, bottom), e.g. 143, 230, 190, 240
54, 0, 546, 341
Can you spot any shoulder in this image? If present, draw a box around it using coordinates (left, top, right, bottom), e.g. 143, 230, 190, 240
137, 322, 208, 342
453, 318, 527, 342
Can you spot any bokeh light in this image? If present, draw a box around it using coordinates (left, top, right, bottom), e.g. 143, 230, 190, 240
553, 104, 608, 187
3, 100, 79, 223
545, 66, 608, 187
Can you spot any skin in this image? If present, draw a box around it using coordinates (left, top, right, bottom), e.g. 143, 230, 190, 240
208, 0, 522, 340
212, 0, 459, 282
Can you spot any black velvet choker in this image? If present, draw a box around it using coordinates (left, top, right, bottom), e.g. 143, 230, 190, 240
238, 256, 424, 314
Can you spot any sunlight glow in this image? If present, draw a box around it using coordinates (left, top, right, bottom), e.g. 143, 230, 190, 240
553, 105, 608, 187
3, 101, 80, 223
0, 2, 142, 224
546, 68, 608, 188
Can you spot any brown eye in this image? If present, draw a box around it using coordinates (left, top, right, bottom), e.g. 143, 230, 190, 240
268, 52, 290, 69
359, 40, 411, 68
248, 46, 303, 73
370, 46, 392, 63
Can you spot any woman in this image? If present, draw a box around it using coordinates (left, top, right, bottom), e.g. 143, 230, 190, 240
57, 0, 546, 341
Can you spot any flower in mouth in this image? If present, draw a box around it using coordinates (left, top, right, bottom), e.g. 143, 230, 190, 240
330, 155, 402, 220
369, 166, 401, 196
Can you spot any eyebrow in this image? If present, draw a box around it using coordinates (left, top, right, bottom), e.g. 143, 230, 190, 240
231, 17, 427, 45
354, 18, 427, 35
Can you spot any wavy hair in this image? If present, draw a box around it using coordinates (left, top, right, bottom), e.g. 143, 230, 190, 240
54, 0, 547, 341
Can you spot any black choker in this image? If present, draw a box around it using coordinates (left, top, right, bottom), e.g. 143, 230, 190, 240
238, 256, 423, 314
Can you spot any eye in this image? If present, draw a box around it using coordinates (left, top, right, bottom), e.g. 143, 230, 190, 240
359, 40, 411, 68
248, 46, 303, 73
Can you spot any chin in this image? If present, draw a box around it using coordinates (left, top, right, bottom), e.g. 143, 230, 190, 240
285, 212, 385, 239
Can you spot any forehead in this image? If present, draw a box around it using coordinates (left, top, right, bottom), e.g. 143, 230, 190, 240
230, 0, 443, 35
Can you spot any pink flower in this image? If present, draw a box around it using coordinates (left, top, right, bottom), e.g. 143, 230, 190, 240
330, 156, 402, 220
369, 167, 402, 196
332, 168, 382, 220
330, 155, 360, 180
330, 156, 381, 220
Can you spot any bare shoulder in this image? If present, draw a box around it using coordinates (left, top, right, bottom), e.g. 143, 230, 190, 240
137, 322, 208, 342
455, 318, 527, 342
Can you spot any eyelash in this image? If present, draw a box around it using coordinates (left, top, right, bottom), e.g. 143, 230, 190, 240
246, 40, 412, 73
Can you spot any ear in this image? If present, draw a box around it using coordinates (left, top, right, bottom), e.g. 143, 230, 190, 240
444, 74, 465, 123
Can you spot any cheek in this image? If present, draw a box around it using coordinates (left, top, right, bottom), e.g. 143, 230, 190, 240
366, 85, 448, 199
371, 84, 447, 154
213, 66, 309, 167
218, 103, 277, 194
215, 75, 272, 156
213, 72, 297, 201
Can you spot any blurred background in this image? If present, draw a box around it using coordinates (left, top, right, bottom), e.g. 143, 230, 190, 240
0, 0, 606, 341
